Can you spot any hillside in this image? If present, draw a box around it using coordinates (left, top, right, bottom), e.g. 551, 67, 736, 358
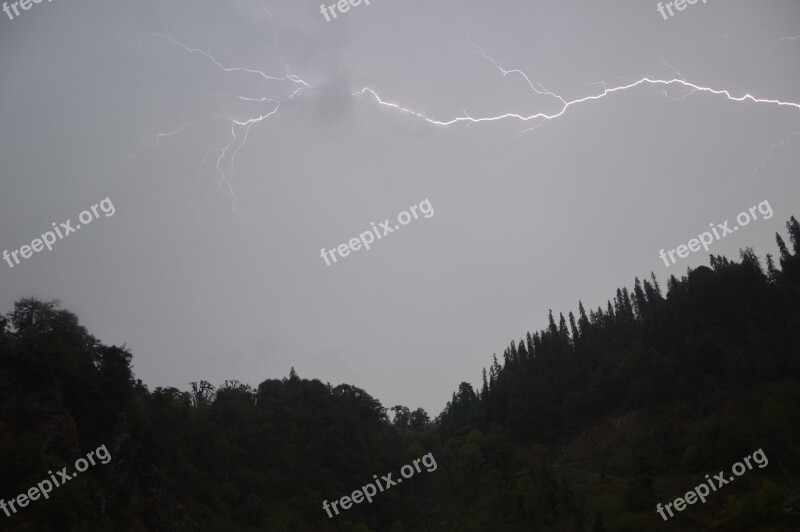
1, 217, 800, 531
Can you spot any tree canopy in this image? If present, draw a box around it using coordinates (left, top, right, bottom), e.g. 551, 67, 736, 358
1, 216, 799, 530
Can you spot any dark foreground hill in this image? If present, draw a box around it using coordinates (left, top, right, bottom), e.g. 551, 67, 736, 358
2, 217, 800, 531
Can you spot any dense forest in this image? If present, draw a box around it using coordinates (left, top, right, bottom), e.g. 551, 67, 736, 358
2, 217, 800, 531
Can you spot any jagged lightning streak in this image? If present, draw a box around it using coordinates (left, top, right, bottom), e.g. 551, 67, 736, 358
696, 128, 800, 205
136, 33, 315, 216
354, 40, 800, 200
141, 121, 200, 147
354, 74, 800, 159
140, 20, 798, 214
653, 43, 800, 205
467, 35, 566, 106
676, 23, 800, 202
355, 75, 800, 128
147, 33, 308, 86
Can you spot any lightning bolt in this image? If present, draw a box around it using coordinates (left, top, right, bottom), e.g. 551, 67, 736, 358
353, 71, 800, 160
136, 32, 315, 216
355, 74, 800, 128
354, 41, 800, 200
141, 121, 200, 147
698, 128, 800, 205
138, 16, 798, 214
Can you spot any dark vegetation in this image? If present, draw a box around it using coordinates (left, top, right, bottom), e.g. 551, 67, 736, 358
1, 217, 800, 531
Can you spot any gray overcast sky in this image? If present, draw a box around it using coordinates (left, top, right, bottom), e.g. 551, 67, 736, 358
1, 0, 799, 416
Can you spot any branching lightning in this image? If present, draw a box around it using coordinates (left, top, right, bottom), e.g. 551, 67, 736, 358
137, 33, 315, 216
138, 12, 799, 214
698, 128, 800, 205
354, 41, 800, 195
355, 73, 800, 128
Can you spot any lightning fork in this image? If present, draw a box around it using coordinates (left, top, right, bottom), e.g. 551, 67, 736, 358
356, 38, 799, 132
137, 33, 316, 215
356, 77, 800, 130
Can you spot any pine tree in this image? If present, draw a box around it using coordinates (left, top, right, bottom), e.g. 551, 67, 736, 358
621, 287, 635, 322
547, 310, 558, 338
766, 253, 780, 284
632, 278, 647, 320
776, 233, 790, 261
490, 354, 501, 384
518, 339, 529, 365
505, 341, 517, 367
558, 312, 571, 353
787, 216, 800, 253
568, 312, 579, 345
526, 332, 535, 362
667, 275, 679, 295
577, 301, 590, 337
650, 272, 662, 298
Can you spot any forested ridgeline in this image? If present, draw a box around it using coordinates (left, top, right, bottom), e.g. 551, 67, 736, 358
1, 217, 800, 531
